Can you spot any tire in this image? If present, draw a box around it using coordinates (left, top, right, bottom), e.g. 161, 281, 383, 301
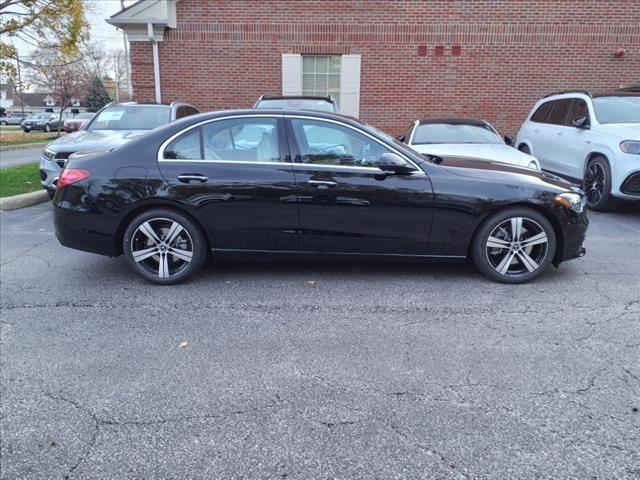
472, 207, 557, 284
123, 209, 207, 285
23, 128, 30, 133
0, 121, 7, 126
518, 144, 531, 155
44, 123, 51, 132
46, 189, 55, 200
583, 156, 616, 212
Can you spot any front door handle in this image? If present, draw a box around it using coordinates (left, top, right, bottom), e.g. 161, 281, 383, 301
178, 174, 208, 183
308, 180, 337, 189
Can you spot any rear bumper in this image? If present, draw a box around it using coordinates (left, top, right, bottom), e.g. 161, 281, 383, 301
53, 202, 119, 257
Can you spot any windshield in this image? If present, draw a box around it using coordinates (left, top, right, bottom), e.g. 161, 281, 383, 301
411, 123, 502, 145
361, 123, 433, 163
256, 98, 336, 113
75, 113, 94, 119
89, 105, 171, 131
28, 115, 45, 120
592, 96, 640, 124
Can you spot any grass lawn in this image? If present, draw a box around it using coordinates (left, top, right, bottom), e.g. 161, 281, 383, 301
0, 131, 63, 147
0, 163, 42, 197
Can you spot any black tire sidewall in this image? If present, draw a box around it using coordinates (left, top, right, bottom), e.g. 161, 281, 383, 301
518, 144, 531, 154
123, 209, 207, 285
472, 207, 557, 284
44, 124, 51, 132
584, 156, 615, 211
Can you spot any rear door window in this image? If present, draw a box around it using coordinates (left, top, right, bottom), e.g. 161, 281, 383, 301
530, 101, 553, 123
546, 99, 572, 125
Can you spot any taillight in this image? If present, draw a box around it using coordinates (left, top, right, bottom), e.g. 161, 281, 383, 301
58, 168, 91, 188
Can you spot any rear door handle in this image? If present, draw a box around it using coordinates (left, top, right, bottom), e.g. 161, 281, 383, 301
307, 180, 337, 189
178, 174, 208, 183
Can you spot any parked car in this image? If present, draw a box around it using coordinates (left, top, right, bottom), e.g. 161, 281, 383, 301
39, 101, 199, 197
21, 112, 72, 132
0, 112, 29, 126
254, 94, 338, 113
63, 112, 95, 133
516, 90, 640, 210
52, 108, 588, 285
401, 117, 541, 170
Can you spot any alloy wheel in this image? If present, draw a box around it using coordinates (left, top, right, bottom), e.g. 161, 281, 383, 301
485, 217, 549, 278
584, 162, 605, 205
130, 218, 194, 279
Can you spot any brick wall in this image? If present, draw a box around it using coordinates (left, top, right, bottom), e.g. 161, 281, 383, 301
129, 0, 640, 135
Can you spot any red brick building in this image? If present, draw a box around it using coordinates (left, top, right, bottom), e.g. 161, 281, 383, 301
109, 0, 640, 136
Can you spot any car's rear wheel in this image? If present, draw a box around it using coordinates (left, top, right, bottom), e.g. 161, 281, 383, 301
518, 144, 531, 154
472, 207, 556, 284
0, 121, 7, 126
583, 156, 615, 211
123, 209, 207, 285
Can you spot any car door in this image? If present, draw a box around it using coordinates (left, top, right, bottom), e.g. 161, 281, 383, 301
285, 115, 434, 254
536, 99, 572, 174
560, 98, 592, 179
157, 114, 300, 252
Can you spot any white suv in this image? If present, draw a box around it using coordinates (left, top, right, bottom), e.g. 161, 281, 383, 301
516, 90, 639, 211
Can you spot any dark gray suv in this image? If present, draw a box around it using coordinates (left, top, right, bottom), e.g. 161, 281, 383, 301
39, 101, 199, 196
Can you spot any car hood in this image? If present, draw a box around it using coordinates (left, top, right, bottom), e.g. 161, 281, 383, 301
434, 155, 575, 191
594, 123, 640, 140
45, 129, 149, 153
411, 143, 537, 166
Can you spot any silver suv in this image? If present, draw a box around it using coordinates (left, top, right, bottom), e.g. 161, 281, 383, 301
40, 101, 199, 197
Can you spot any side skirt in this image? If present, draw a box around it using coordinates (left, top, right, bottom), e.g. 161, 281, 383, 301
211, 248, 466, 263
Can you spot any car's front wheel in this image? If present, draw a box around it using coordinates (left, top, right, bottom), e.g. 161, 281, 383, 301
123, 209, 207, 285
44, 123, 51, 132
0, 121, 7, 126
583, 156, 615, 211
472, 208, 556, 284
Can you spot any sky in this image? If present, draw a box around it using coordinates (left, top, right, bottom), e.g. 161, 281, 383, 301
86, 0, 133, 53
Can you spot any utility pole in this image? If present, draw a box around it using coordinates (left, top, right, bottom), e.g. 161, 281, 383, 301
121, 0, 132, 100
15, 48, 25, 116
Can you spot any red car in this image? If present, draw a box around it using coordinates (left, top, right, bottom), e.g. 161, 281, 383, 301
63, 113, 95, 133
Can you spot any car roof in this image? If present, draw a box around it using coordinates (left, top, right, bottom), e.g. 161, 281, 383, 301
257, 94, 335, 103
416, 117, 491, 127
542, 90, 640, 100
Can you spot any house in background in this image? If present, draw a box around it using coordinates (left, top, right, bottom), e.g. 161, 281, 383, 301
108, 0, 640, 135
0, 78, 86, 116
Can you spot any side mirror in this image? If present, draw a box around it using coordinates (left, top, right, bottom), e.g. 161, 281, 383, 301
376, 152, 416, 174
396, 134, 406, 142
503, 135, 514, 146
572, 116, 590, 129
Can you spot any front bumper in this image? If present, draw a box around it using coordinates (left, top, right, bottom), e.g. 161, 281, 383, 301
556, 209, 589, 265
39, 154, 62, 190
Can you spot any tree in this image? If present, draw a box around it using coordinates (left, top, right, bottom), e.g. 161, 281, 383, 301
0, 0, 88, 76
84, 75, 111, 112
27, 50, 86, 137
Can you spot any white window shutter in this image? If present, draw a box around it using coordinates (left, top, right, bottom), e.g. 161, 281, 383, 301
282, 54, 302, 96
339, 55, 361, 117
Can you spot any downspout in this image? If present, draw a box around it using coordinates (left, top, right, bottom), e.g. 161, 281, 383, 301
147, 23, 161, 104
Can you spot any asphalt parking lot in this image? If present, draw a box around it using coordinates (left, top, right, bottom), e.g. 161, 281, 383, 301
1, 201, 639, 479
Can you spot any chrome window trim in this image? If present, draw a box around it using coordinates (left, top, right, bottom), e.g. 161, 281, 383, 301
157, 113, 424, 174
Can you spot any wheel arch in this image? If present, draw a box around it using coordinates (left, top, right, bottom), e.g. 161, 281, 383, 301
583, 150, 610, 175
517, 140, 533, 155
113, 200, 213, 256
467, 202, 565, 266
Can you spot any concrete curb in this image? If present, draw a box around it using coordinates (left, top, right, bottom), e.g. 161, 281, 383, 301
0, 190, 49, 211
0, 142, 48, 152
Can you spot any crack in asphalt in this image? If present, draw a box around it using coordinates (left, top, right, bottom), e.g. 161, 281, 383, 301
0, 237, 53, 267
40, 389, 286, 479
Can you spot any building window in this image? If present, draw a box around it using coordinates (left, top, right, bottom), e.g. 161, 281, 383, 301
302, 55, 341, 107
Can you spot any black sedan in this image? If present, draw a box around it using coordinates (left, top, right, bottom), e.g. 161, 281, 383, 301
52, 109, 588, 284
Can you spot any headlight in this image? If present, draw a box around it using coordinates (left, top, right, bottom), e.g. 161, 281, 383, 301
620, 140, 640, 155
42, 149, 55, 161
555, 192, 586, 213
